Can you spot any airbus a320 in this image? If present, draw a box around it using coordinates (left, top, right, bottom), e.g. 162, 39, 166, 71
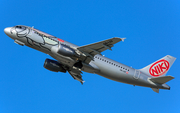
4, 25, 176, 93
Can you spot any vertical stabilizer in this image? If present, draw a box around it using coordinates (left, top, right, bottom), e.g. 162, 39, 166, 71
140, 55, 176, 77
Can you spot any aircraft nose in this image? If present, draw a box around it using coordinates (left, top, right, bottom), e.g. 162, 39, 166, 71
4, 27, 11, 36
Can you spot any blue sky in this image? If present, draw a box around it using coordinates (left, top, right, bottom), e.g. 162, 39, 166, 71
1, 0, 180, 113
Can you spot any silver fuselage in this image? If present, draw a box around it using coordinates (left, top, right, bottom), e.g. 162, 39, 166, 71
4, 25, 170, 90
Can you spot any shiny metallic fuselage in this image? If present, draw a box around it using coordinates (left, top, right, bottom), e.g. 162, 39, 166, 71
4, 25, 171, 90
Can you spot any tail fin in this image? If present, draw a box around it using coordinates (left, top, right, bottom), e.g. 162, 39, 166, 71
140, 55, 176, 77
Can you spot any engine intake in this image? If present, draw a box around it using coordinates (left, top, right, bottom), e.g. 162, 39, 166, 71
43, 59, 66, 73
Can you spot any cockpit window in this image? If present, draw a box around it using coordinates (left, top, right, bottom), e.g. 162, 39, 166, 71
14, 25, 26, 32
15, 26, 26, 30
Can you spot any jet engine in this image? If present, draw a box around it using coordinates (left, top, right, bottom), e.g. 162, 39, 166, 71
57, 44, 79, 57
43, 59, 66, 73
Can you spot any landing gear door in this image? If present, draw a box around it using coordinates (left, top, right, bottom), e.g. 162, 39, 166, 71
134, 70, 140, 79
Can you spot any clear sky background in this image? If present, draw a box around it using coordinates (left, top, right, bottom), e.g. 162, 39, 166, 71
1, 0, 180, 113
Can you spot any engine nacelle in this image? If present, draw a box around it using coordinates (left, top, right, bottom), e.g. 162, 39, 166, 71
57, 44, 78, 57
43, 59, 66, 73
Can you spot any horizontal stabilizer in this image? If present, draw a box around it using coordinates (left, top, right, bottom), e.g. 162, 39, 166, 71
151, 88, 159, 93
150, 76, 174, 84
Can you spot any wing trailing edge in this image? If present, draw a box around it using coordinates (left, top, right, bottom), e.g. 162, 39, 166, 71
68, 67, 85, 84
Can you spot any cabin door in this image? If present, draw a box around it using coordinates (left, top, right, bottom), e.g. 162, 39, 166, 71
134, 70, 140, 79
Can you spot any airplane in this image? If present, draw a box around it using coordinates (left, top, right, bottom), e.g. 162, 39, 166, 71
4, 25, 176, 93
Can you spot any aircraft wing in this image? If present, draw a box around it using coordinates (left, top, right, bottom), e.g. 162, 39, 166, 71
77, 37, 125, 63
68, 67, 85, 84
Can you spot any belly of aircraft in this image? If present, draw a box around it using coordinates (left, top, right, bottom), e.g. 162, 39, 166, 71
93, 65, 157, 88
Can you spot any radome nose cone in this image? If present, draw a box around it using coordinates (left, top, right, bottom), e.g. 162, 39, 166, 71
4, 27, 11, 35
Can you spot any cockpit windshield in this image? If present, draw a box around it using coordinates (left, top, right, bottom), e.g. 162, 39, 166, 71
14, 25, 27, 32
15, 26, 26, 30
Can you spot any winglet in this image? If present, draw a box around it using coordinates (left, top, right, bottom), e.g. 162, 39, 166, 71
81, 81, 85, 85
120, 38, 126, 42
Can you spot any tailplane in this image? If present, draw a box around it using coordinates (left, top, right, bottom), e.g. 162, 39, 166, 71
149, 75, 174, 84
140, 55, 176, 77
150, 76, 174, 93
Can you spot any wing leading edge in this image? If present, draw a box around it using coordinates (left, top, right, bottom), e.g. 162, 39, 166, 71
77, 37, 125, 63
